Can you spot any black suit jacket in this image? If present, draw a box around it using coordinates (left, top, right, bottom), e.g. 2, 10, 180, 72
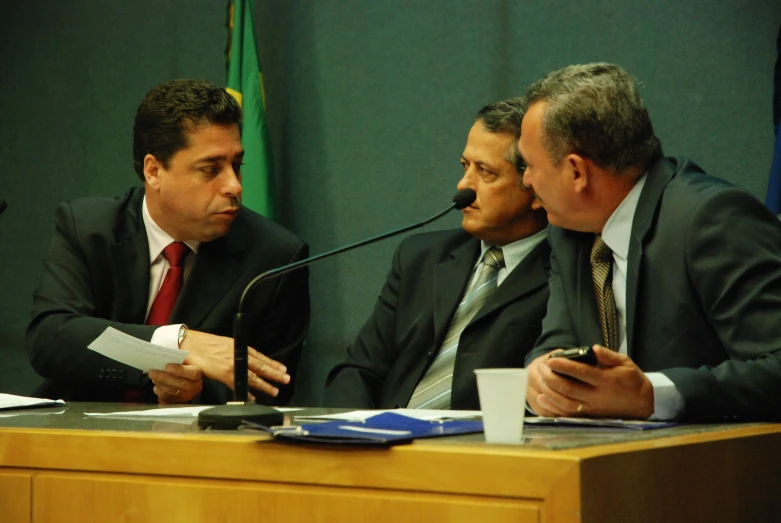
26, 187, 310, 405
324, 228, 551, 409
526, 157, 781, 421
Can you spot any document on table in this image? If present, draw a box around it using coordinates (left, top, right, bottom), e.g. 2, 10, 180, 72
524, 417, 678, 430
0, 393, 65, 412
294, 409, 482, 422
87, 326, 188, 372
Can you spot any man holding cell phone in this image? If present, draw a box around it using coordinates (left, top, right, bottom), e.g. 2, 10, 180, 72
519, 63, 781, 422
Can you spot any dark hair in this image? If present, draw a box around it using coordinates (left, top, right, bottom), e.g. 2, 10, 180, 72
132, 79, 242, 181
475, 97, 527, 176
525, 63, 662, 173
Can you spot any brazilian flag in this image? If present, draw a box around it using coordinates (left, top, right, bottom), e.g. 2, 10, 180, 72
226, 0, 277, 220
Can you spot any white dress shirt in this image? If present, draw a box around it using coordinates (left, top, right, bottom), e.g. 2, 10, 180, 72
471, 229, 548, 287
142, 197, 200, 349
600, 175, 684, 420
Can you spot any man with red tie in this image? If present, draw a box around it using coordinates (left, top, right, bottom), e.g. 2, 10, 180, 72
26, 80, 309, 405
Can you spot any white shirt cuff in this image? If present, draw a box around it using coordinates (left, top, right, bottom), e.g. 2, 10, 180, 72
150, 324, 183, 351
646, 372, 685, 420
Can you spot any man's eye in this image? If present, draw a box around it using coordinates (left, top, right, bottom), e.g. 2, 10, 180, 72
201, 166, 219, 175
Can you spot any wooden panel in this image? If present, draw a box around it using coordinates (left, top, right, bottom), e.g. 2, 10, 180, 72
579, 431, 781, 523
0, 470, 31, 523
32, 472, 541, 523
0, 428, 577, 501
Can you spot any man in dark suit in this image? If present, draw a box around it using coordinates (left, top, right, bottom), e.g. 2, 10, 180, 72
520, 63, 781, 422
26, 79, 309, 405
324, 98, 550, 410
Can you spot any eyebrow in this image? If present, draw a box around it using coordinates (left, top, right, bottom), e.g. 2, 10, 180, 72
195, 151, 245, 164
461, 155, 497, 170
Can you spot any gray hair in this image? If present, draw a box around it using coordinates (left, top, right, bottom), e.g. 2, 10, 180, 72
475, 97, 527, 178
525, 63, 662, 173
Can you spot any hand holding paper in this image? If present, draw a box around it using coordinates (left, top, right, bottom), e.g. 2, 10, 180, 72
87, 327, 188, 372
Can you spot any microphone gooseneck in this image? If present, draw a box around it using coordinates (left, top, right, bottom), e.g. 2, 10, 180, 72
232, 189, 474, 404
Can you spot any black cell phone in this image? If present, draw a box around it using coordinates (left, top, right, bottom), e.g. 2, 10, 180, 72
549, 346, 598, 366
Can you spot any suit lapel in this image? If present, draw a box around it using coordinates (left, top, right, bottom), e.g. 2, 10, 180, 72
470, 240, 551, 325
109, 232, 150, 323
625, 158, 676, 355
109, 190, 150, 323
432, 239, 481, 346
171, 235, 242, 328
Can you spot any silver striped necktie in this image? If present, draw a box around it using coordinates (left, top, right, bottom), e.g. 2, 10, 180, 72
591, 235, 620, 351
407, 246, 505, 409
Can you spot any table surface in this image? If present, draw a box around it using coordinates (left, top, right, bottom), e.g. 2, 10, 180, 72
0, 401, 761, 450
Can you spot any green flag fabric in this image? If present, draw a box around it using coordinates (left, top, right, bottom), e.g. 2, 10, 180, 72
227, 0, 277, 219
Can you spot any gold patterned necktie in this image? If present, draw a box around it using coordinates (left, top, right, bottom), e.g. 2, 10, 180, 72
590, 235, 620, 351
407, 247, 505, 409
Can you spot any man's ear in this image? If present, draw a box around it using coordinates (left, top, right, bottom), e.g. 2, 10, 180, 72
567, 154, 590, 194
143, 154, 163, 190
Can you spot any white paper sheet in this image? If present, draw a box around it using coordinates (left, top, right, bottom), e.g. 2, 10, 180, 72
294, 408, 481, 422
0, 393, 66, 411
87, 326, 188, 372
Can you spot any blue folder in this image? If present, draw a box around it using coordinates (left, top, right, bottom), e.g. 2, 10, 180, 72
246, 412, 484, 447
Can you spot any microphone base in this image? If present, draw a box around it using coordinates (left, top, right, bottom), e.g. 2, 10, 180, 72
197, 404, 284, 430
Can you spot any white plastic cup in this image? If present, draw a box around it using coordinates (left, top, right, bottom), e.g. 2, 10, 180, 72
474, 368, 528, 444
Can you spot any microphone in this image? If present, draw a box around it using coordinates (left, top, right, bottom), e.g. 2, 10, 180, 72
197, 188, 477, 429
0, 199, 7, 216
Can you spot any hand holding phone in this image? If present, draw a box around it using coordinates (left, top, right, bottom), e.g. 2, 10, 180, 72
549, 346, 598, 366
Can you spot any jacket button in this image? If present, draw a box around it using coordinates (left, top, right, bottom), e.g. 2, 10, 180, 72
119, 370, 125, 379
98, 369, 105, 378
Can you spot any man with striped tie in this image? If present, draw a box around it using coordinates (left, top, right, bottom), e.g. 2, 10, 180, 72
521, 63, 781, 422
325, 98, 550, 410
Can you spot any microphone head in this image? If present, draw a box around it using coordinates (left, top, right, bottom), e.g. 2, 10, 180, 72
0, 199, 6, 216
452, 189, 476, 210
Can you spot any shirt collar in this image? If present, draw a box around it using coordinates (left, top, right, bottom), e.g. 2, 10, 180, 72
600, 174, 647, 261
142, 196, 200, 265
477, 228, 548, 272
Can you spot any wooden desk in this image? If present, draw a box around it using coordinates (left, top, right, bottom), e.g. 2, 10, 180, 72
1, 404, 780, 523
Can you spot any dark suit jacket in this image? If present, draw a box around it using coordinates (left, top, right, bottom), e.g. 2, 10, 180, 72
324, 228, 551, 409
26, 187, 310, 405
526, 157, 781, 421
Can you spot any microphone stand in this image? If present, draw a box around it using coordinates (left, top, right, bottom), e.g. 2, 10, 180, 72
198, 190, 475, 429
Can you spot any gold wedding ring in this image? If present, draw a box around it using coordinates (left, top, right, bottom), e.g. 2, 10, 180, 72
175, 388, 180, 396
577, 403, 584, 413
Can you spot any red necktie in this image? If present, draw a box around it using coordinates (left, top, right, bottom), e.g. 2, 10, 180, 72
122, 242, 189, 403
146, 242, 190, 326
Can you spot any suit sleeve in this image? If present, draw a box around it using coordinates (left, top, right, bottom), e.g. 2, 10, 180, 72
323, 240, 406, 408
662, 189, 781, 421
245, 242, 310, 406
26, 202, 155, 387
524, 237, 579, 365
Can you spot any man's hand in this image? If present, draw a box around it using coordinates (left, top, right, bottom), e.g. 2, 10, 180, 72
179, 330, 290, 398
149, 364, 203, 404
526, 345, 655, 419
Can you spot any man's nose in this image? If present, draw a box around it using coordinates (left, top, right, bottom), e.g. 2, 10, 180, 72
522, 168, 533, 189
222, 168, 243, 199
457, 168, 475, 191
